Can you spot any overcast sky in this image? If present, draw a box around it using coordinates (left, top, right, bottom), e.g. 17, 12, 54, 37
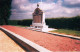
10, 0, 80, 20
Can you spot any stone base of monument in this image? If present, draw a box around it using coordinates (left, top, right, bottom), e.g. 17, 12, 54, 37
27, 23, 57, 32
33, 23, 57, 32
42, 28, 56, 32
26, 26, 57, 32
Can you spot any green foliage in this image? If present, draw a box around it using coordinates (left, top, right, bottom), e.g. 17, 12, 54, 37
8, 20, 19, 25
0, 0, 12, 25
8, 19, 32, 26
50, 29, 80, 36
18, 19, 32, 26
46, 16, 80, 31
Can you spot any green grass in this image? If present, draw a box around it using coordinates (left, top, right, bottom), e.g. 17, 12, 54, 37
16, 25, 28, 27
50, 29, 80, 37
10, 25, 28, 27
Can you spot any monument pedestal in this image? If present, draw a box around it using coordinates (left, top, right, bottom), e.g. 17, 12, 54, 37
31, 23, 49, 32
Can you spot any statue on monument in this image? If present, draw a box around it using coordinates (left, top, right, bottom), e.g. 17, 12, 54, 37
37, 3, 39, 8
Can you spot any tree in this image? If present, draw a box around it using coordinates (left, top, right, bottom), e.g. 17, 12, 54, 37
0, 0, 12, 25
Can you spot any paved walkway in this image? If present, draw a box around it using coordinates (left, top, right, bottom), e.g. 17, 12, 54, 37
0, 30, 25, 52
1, 25, 80, 51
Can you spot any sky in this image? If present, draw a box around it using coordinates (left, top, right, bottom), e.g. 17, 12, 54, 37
10, 0, 80, 20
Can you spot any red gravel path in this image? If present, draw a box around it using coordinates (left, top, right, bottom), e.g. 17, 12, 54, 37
1, 25, 80, 51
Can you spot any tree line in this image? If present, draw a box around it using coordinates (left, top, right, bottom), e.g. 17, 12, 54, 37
8, 16, 80, 31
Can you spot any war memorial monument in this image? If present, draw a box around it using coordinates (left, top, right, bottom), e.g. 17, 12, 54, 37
28, 3, 56, 32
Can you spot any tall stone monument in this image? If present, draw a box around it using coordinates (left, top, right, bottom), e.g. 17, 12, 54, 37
31, 3, 49, 32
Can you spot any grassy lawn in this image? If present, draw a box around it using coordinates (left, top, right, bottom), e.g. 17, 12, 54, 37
11, 25, 28, 27
15, 25, 28, 27
50, 29, 80, 37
